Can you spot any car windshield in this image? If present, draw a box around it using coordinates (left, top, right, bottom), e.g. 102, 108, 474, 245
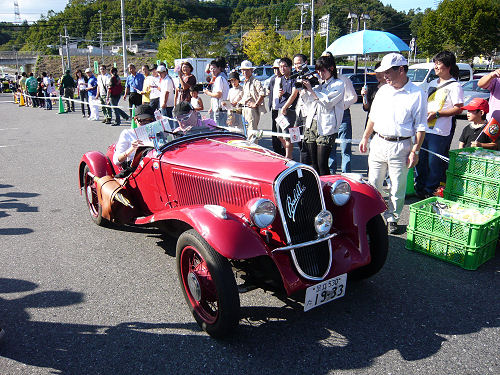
407, 68, 428, 82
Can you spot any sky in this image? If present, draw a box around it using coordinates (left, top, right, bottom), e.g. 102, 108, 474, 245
0, 0, 438, 23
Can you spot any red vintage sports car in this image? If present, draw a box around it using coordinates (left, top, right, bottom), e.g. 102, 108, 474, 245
78, 126, 388, 338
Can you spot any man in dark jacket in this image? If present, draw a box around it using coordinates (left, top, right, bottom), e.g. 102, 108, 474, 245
61, 69, 75, 112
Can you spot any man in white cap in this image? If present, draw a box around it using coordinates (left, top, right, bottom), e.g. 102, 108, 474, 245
239, 60, 266, 132
358, 53, 427, 234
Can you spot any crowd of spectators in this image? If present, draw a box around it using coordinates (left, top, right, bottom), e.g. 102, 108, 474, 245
7, 50, 500, 236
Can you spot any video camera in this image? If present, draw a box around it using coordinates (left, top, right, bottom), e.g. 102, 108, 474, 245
290, 64, 320, 89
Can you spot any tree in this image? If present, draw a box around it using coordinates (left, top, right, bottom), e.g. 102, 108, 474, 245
157, 18, 226, 66
417, 0, 499, 60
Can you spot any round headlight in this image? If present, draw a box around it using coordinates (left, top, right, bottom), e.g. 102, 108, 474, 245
250, 199, 276, 228
314, 210, 333, 236
330, 180, 351, 206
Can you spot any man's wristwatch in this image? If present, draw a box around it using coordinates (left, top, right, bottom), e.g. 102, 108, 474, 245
412, 149, 420, 155
435, 111, 440, 118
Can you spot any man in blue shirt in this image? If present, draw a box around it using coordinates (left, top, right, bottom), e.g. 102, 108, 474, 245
123, 63, 145, 116
85, 68, 99, 120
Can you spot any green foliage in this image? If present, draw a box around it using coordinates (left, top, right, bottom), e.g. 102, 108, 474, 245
417, 0, 499, 59
157, 18, 226, 66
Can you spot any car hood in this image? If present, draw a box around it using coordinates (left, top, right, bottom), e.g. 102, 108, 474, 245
161, 136, 290, 183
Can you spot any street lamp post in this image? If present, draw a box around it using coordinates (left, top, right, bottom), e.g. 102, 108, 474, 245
310, 0, 315, 65
120, 0, 127, 76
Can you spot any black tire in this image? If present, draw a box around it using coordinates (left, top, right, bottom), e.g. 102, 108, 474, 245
349, 214, 388, 280
82, 164, 107, 226
176, 229, 240, 338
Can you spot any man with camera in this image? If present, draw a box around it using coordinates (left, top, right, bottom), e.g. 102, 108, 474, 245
281, 54, 313, 163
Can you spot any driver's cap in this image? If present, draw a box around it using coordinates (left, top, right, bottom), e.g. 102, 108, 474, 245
173, 102, 194, 117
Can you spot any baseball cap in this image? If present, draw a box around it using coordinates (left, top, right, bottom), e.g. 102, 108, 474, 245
228, 71, 240, 81
240, 60, 255, 70
173, 102, 194, 118
134, 104, 155, 120
461, 98, 489, 113
157, 65, 167, 72
272, 59, 281, 68
375, 53, 408, 73
84, 68, 92, 73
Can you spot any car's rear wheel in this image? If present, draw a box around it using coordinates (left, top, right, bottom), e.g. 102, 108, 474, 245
349, 214, 388, 280
82, 164, 106, 226
176, 229, 240, 338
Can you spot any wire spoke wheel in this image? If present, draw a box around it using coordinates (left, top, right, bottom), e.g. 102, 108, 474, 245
177, 229, 240, 338
82, 165, 106, 226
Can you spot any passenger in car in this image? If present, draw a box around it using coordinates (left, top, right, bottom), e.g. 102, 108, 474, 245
113, 104, 155, 167
173, 101, 217, 133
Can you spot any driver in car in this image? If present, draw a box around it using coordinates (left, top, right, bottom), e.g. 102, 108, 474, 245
173, 102, 217, 133
113, 104, 155, 167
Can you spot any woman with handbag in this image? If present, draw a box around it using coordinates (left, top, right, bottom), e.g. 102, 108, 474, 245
415, 51, 464, 198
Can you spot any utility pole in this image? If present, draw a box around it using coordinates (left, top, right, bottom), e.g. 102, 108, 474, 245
99, 10, 104, 61
59, 34, 65, 74
120, 0, 127, 76
163, 21, 166, 38
240, 25, 243, 49
296, 3, 309, 54
64, 25, 71, 72
310, 0, 314, 65
129, 27, 132, 49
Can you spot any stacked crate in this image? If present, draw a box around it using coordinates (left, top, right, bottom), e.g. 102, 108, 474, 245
406, 148, 500, 269
444, 147, 500, 210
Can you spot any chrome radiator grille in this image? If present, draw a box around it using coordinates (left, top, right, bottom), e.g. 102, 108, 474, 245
173, 171, 260, 207
275, 166, 331, 279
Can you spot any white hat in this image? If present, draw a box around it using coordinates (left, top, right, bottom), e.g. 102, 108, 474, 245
240, 60, 255, 70
84, 68, 92, 73
157, 65, 167, 72
375, 53, 408, 73
272, 59, 281, 68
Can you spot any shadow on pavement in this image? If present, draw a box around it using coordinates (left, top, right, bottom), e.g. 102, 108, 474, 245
0, 183, 39, 235
1, 234, 498, 375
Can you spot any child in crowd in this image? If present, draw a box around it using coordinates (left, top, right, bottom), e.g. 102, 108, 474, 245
189, 86, 203, 112
226, 71, 243, 127
459, 98, 498, 149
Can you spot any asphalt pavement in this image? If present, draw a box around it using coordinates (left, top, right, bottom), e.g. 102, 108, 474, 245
0, 93, 498, 375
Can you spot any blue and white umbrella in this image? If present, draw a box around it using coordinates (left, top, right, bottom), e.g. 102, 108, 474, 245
325, 30, 410, 85
325, 30, 410, 56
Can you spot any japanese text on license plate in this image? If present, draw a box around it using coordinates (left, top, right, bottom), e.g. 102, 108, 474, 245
304, 274, 347, 312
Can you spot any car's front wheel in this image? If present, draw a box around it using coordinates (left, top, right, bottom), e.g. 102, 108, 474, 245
82, 164, 107, 226
349, 214, 388, 280
176, 229, 240, 338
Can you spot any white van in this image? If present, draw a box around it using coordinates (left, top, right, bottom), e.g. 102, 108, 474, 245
407, 62, 473, 93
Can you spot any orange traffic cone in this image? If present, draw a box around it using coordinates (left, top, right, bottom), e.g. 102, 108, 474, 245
19, 93, 25, 107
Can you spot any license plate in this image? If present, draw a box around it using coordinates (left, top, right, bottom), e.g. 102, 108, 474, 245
304, 274, 347, 312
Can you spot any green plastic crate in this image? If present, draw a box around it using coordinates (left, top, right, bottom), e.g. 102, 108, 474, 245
407, 197, 500, 248
406, 228, 497, 270
444, 172, 500, 208
448, 147, 500, 181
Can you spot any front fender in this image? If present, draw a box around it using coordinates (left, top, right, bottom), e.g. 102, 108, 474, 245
152, 206, 269, 260
321, 175, 387, 267
321, 175, 386, 226
78, 151, 115, 190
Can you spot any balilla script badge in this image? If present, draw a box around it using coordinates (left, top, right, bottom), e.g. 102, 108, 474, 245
286, 181, 307, 222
